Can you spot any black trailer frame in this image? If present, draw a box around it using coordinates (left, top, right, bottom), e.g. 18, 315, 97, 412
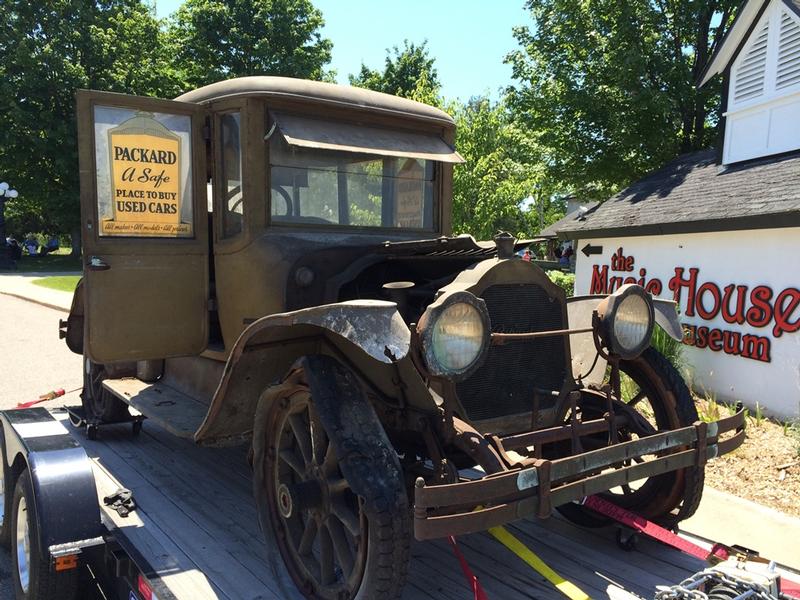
0, 407, 173, 600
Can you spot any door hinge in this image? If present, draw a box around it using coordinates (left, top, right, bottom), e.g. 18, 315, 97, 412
202, 118, 211, 141
208, 297, 217, 311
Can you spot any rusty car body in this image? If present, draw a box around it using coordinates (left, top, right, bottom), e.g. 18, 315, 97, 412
63, 77, 745, 600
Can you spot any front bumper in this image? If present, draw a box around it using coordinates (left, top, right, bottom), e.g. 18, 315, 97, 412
413, 410, 745, 540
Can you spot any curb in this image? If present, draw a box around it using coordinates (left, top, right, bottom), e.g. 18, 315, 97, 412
0, 291, 69, 313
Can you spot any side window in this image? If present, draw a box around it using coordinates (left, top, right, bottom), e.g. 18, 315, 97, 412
220, 113, 243, 238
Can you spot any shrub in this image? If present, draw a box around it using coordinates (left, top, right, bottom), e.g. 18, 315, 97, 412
546, 270, 574, 297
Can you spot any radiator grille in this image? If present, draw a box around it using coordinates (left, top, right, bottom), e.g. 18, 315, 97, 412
455, 283, 567, 422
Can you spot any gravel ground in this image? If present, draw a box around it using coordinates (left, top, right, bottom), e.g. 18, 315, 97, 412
701, 402, 800, 517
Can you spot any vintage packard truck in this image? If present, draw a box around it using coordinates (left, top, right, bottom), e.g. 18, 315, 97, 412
0, 77, 744, 600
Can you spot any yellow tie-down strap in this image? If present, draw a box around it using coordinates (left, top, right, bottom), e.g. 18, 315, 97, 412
487, 524, 591, 600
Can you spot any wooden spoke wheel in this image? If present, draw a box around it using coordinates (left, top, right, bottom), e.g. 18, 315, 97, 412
82, 358, 130, 423
558, 347, 704, 528
267, 390, 367, 599
253, 358, 410, 600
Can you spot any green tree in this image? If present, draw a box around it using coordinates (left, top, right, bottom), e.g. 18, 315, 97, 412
450, 97, 561, 241
506, 0, 737, 196
0, 0, 183, 254
169, 0, 333, 87
349, 40, 441, 103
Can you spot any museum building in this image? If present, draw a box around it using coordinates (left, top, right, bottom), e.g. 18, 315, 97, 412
558, 0, 800, 418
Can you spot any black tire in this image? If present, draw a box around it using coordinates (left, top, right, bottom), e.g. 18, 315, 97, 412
82, 358, 130, 423
0, 427, 12, 547
11, 470, 78, 600
558, 347, 704, 529
252, 356, 411, 600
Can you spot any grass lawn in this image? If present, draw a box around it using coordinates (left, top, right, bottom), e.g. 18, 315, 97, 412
15, 250, 82, 273
31, 275, 80, 293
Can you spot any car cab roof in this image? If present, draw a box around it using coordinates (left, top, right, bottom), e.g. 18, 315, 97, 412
175, 76, 454, 126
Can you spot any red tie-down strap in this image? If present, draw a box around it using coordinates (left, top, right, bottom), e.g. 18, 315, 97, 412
582, 495, 728, 562
781, 578, 800, 599
582, 495, 800, 599
448, 536, 489, 600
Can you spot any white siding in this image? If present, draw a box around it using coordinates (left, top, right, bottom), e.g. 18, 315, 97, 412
724, 0, 800, 164
573, 229, 800, 419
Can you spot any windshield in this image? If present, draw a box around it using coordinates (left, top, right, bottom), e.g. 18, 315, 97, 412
268, 133, 437, 230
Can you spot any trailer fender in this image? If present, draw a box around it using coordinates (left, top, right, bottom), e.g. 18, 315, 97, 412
195, 300, 413, 446
0, 408, 103, 560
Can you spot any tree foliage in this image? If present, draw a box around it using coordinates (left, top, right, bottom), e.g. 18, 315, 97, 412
450, 97, 563, 240
506, 0, 737, 196
0, 0, 183, 247
349, 40, 441, 104
170, 0, 333, 88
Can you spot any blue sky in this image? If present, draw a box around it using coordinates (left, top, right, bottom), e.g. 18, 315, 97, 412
153, 1, 532, 101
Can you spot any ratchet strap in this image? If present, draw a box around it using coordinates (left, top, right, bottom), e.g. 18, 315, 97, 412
582, 495, 729, 562
487, 525, 591, 600
583, 495, 800, 599
448, 536, 489, 600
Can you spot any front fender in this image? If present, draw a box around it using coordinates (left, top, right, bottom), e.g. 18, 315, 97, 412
194, 300, 412, 446
567, 295, 683, 386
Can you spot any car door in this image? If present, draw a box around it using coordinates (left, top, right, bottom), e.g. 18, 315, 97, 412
76, 90, 210, 363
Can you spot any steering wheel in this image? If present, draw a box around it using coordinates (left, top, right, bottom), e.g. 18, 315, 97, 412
270, 184, 293, 217
226, 184, 244, 214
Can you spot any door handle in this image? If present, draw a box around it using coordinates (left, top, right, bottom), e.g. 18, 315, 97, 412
86, 256, 110, 271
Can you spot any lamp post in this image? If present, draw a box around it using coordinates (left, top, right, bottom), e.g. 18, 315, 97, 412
0, 181, 19, 269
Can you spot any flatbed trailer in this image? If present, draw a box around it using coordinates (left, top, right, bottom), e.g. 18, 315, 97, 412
0, 403, 737, 600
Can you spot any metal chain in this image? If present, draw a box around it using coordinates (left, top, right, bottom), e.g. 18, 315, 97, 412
654, 568, 780, 600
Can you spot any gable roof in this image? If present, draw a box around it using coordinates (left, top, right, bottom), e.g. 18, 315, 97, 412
557, 149, 800, 239
699, 0, 800, 87
539, 202, 599, 238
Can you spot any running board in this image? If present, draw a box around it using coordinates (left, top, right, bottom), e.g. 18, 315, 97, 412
102, 378, 208, 439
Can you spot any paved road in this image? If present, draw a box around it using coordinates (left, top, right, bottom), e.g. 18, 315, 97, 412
0, 294, 82, 409
0, 294, 84, 598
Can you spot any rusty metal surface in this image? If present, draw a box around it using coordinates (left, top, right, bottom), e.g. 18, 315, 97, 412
194, 300, 411, 445
490, 327, 594, 345
413, 409, 746, 540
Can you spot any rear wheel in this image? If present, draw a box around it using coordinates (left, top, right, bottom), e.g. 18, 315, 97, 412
558, 347, 703, 529
0, 427, 12, 547
12, 470, 78, 599
82, 358, 130, 423
252, 358, 410, 600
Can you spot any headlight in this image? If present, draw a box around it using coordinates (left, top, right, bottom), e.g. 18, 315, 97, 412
417, 291, 490, 380
596, 284, 654, 359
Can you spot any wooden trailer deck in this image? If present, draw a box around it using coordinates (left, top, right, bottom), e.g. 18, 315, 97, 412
54, 407, 712, 600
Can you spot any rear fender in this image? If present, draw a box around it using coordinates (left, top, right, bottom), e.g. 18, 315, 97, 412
194, 300, 422, 446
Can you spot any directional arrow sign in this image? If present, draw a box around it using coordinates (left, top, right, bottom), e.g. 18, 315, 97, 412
581, 243, 603, 257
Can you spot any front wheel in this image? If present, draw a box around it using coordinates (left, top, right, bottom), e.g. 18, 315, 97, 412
252, 356, 411, 600
558, 347, 704, 529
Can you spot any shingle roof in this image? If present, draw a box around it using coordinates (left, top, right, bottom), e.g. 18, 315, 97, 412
539, 202, 599, 238
558, 149, 800, 239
